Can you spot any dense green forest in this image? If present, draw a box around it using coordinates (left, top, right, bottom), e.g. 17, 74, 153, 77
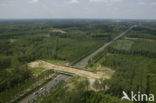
0, 20, 156, 103
0, 20, 132, 102
35, 76, 132, 103
87, 23, 156, 102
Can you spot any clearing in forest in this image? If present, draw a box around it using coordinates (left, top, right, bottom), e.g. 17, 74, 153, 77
28, 60, 113, 80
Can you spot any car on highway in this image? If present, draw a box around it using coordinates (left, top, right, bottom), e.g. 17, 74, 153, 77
33, 92, 38, 95
40, 88, 43, 90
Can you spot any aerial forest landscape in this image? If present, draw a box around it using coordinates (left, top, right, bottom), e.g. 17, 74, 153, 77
0, 0, 156, 103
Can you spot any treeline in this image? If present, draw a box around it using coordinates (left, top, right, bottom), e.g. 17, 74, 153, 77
100, 54, 156, 97
107, 47, 156, 58
132, 26, 156, 35
127, 33, 156, 40
81, 91, 132, 103
0, 67, 32, 102
0, 69, 54, 103
127, 25, 156, 39
52, 21, 130, 33
36, 77, 89, 103
36, 76, 131, 103
86, 24, 156, 101
0, 20, 132, 103
0, 66, 31, 92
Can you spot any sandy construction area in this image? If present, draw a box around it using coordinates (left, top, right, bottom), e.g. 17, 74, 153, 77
28, 60, 111, 80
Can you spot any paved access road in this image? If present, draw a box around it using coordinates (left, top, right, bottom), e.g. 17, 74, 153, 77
20, 74, 71, 103
74, 26, 136, 68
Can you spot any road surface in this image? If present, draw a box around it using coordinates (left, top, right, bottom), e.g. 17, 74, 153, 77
19, 74, 71, 103
74, 26, 135, 68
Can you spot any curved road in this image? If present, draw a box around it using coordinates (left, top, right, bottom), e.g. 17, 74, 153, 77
74, 26, 136, 68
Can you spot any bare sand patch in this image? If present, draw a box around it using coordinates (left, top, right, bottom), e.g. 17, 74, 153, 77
28, 60, 101, 79
28, 60, 114, 91
96, 65, 115, 79
10, 39, 16, 43
51, 28, 66, 33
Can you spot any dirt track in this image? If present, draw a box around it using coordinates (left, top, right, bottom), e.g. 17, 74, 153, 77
28, 60, 110, 80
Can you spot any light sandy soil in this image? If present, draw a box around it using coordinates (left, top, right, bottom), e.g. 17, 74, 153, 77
10, 39, 16, 43
124, 36, 138, 40
52, 28, 66, 33
28, 60, 107, 79
96, 65, 115, 78
28, 60, 114, 91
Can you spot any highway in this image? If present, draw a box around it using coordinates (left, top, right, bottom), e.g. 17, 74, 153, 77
19, 74, 71, 103
74, 26, 135, 68
19, 26, 135, 103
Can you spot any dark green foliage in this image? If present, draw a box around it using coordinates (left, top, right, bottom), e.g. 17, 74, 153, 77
39, 77, 89, 103
1, 20, 156, 103
88, 52, 156, 102
81, 91, 132, 103
87, 24, 156, 102
102, 54, 156, 95
0, 68, 32, 91
127, 25, 156, 40
39, 76, 132, 103
0, 69, 54, 103
107, 47, 156, 58
132, 26, 156, 35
